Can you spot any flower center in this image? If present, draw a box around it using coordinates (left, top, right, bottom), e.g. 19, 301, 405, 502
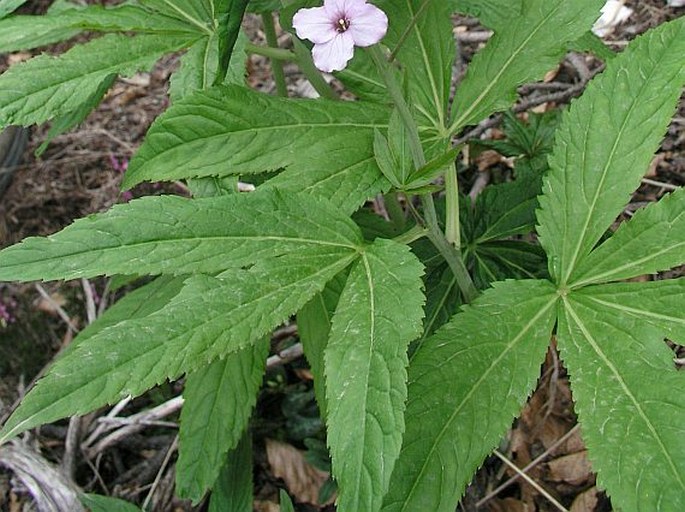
335, 17, 350, 33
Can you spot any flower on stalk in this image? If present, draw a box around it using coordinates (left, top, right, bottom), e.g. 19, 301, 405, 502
293, 0, 388, 73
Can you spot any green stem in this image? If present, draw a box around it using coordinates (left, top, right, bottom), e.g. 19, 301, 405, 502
392, 224, 428, 245
368, 45, 425, 167
261, 12, 288, 97
444, 161, 461, 248
246, 43, 296, 61
368, 44, 478, 302
292, 39, 338, 100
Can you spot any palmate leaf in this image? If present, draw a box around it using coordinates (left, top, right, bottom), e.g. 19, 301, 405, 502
168, 29, 248, 101
574, 279, 685, 345
0, 190, 362, 281
450, 0, 522, 29
297, 272, 347, 419
36, 74, 117, 157
470, 240, 547, 289
558, 294, 685, 510
449, 0, 604, 135
537, 16, 685, 285
142, 0, 214, 32
382, 280, 557, 512
124, 85, 390, 214
208, 433, 253, 512
326, 239, 424, 512
0, 248, 357, 443
80, 494, 142, 512
469, 175, 542, 243
376, 0, 454, 131
0, 33, 197, 127
0, 3, 198, 52
0, 0, 25, 19
177, 338, 268, 503
570, 187, 685, 287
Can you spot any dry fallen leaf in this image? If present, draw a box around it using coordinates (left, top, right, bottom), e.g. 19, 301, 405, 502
570, 486, 600, 512
486, 497, 530, 512
547, 450, 593, 486
265, 439, 331, 506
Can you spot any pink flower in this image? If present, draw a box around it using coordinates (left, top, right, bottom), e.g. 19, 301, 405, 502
293, 0, 388, 73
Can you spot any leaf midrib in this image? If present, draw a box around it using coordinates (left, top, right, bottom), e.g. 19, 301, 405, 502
0, 234, 359, 275
0, 256, 354, 443
582, 295, 685, 328
405, 0, 445, 129
571, 240, 685, 287
561, 37, 673, 285
563, 298, 685, 490
449, 3, 562, 134
159, 0, 213, 35
0, 34, 195, 109
399, 293, 558, 511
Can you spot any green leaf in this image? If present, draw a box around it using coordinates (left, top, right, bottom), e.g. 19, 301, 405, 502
208, 433, 253, 512
417, 263, 460, 347
177, 338, 268, 502
0, 33, 196, 127
248, 0, 281, 13
0, 248, 357, 443
168, 29, 247, 101
0, 0, 26, 19
470, 241, 547, 288
0, 4, 198, 52
326, 239, 424, 512
297, 273, 346, 420
279, 490, 296, 512
58, 275, 186, 359
537, 16, 685, 285
125, 85, 390, 214
142, 0, 213, 33
558, 293, 685, 510
449, 0, 604, 134
568, 31, 615, 61
377, 0, 454, 130
382, 280, 557, 512
573, 279, 685, 345
80, 494, 142, 512
450, 0, 522, 29
335, 50, 387, 104
0, 190, 362, 281
35, 74, 116, 157
570, 187, 685, 287
470, 175, 542, 243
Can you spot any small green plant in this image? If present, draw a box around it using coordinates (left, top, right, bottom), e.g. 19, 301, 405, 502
0, 0, 683, 510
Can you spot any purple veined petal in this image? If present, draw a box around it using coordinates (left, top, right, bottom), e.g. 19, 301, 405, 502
340, 0, 373, 18
311, 32, 355, 72
348, 2, 388, 47
293, 6, 338, 44
323, 0, 360, 17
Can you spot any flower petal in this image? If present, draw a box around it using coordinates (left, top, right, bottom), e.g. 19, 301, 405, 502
347, 3, 388, 47
293, 6, 337, 44
311, 32, 355, 72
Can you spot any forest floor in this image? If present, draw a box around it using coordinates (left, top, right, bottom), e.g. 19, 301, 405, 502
0, 1, 684, 511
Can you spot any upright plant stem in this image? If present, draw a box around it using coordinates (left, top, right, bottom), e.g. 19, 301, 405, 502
292, 39, 338, 100
445, 162, 461, 248
261, 12, 288, 97
368, 45, 478, 302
